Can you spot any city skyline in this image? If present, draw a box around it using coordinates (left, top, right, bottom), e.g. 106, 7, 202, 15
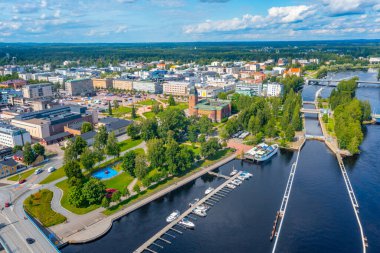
0, 0, 380, 43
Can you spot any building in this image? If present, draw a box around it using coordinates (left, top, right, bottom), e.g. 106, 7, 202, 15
11, 106, 97, 139
236, 83, 262, 97
0, 158, 22, 179
188, 87, 231, 123
113, 79, 133, 90
369, 57, 380, 64
0, 79, 27, 89
65, 78, 94, 96
266, 83, 283, 97
0, 122, 31, 147
163, 82, 189, 96
197, 86, 224, 98
92, 78, 113, 89
283, 68, 301, 77
133, 81, 162, 94
22, 83, 53, 99
98, 117, 132, 136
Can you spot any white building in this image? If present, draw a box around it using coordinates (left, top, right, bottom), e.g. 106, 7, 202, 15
0, 122, 31, 147
197, 86, 224, 98
369, 57, 380, 64
163, 82, 190, 96
266, 83, 283, 97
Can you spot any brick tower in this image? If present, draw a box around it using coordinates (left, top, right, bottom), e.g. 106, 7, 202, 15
188, 86, 198, 116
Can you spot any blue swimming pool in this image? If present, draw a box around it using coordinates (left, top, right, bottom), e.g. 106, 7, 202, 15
92, 167, 118, 180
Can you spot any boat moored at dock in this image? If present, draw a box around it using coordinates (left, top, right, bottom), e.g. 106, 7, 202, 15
166, 210, 180, 223
205, 187, 214, 195
179, 218, 195, 229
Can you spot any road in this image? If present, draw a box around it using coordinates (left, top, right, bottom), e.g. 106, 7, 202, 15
0, 156, 62, 253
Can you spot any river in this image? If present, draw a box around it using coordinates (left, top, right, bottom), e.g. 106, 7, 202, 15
62, 70, 380, 253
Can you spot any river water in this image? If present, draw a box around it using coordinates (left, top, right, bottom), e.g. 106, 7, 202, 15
63, 70, 380, 253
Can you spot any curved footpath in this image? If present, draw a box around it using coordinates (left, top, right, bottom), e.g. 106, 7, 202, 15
59, 152, 237, 244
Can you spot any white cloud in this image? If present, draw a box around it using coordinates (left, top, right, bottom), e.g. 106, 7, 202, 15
321, 0, 377, 16
268, 5, 315, 23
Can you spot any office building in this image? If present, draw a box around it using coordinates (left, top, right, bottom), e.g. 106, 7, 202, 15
22, 83, 53, 99
65, 78, 94, 96
163, 82, 189, 96
0, 122, 31, 147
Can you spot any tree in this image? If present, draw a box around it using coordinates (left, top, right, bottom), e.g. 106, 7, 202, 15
152, 103, 160, 114
81, 122, 93, 133
165, 139, 180, 175
122, 151, 136, 176
201, 138, 221, 158
68, 186, 86, 208
73, 136, 87, 156
134, 153, 148, 179
122, 187, 130, 197
131, 105, 137, 119
106, 132, 120, 158
158, 108, 188, 140
82, 178, 106, 205
32, 143, 45, 157
63, 160, 83, 180
108, 101, 112, 115
285, 125, 295, 142
13, 145, 23, 153
378, 68, 380, 81
198, 115, 213, 135
101, 196, 110, 208
111, 191, 121, 202
113, 100, 119, 109
133, 184, 141, 194
168, 94, 176, 106
94, 125, 108, 149
23, 142, 36, 165
176, 146, 194, 174
80, 147, 96, 170
188, 125, 199, 143
147, 138, 166, 168
63, 140, 77, 164
126, 123, 140, 140
140, 118, 158, 140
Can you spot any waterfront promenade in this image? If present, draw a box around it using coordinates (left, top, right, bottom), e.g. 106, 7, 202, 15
60, 152, 237, 244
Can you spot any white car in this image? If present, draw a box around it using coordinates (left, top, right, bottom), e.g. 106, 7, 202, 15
48, 167, 56, 173
34, 169, 43, 175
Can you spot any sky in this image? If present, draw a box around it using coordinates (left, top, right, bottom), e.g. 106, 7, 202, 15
0, 0, 380, 42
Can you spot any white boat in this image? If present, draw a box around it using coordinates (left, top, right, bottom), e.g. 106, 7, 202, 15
237, 176, 246, 181
255, 144, 279, 162
226, 183, 236, 189
193, 208, 207, 217
166, 210, 180, 223
179, 218, 195, 229
205, 187, 214, 195
230, 166, 238, 176
231, 179, 242, 186
197, 204, 210, 211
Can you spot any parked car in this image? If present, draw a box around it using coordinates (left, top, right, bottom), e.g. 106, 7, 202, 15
5, 202, 10, 207
34, 169, 43, 175
48, 167, 56, 173
19, 179, 26, 184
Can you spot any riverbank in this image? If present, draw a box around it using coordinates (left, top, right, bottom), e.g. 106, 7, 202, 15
52, 151, 237, 245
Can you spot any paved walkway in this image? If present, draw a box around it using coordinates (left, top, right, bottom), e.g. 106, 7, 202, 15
127, 178, 138, 194
60, 152, 237, 244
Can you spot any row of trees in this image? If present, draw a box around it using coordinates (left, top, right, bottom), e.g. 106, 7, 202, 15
329, 78, 372, 154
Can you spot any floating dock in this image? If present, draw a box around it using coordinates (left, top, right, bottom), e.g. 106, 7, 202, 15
133, 173, 242, 253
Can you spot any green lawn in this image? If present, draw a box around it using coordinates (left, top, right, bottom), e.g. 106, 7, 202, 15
119, 138, 143, 152
104, 172, 134, 191
181, 144, 201, 156
40, 166, 66, 184
23, 189, 67, 227
137, 99, 158, 106
56, 180, 100, 215
169, 102, 188, 111
142, 111, 156, 119
113, 106, 132, 118
8, 167, 41, 181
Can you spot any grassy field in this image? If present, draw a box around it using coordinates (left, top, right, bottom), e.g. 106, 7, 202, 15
118, 138, 143, 152
169, 102, 188, 111
136, 99, 158, 106
181, 144, 201, 156
40, 166, 65, 184
102, 148, 233, 215
142, 111, 156, 119
7, 167, 41, 181
113, 106, 132, 118
56, 180, 100, 215
23, 189, 67, 227
104, 172, 134, 191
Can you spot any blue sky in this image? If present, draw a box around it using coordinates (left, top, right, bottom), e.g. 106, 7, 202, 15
0, 0, 379, 42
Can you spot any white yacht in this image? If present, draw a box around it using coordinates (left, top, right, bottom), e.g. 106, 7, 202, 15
179, 218, 195, 229
166, 210, 180, 223
230, 167, 238, 176
226, 183, 236, 189
205, 187, 214, 195
255, 144, 279, 162
196, 204, 210, 211
193, 208, 207, 217
231, 179, 242, 186
237, 175, 246, 181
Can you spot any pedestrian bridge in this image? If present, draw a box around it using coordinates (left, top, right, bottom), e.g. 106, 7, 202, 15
300, 108, 320, 114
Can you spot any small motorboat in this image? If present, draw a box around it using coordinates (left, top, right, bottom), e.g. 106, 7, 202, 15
237, 175, 246, 181
205, 187, 214, 195
226, 183, 236, 189
166, 210, 180, 223
189, 198, 200, 207
196, 204, 210, 211
231, 179, 242, 186
179, 218, 195, 229
193, 208, 207, 217
230, 167, 238, 176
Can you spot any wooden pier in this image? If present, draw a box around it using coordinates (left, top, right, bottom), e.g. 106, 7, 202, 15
208, 171, 231, 180
133, 173, 242, 253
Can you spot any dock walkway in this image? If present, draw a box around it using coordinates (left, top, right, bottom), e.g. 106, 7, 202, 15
133, 173, 241, 253
208, 171, 231, 180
